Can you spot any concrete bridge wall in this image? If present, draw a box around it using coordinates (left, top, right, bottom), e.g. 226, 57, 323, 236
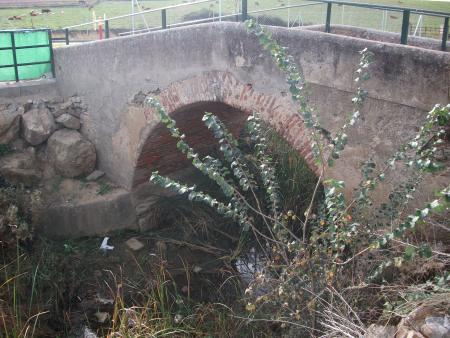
53, 22, 449, 190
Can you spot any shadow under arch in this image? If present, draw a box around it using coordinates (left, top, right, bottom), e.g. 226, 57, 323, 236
133, 101, 250, 187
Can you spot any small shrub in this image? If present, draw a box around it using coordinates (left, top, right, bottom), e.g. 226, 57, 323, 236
97, 182, 112, 195
145, 19, 449, 334
0, 186, 39, 248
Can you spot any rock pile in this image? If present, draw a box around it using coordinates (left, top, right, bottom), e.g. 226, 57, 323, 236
0, 105, 21, 145
365, 301, 450, 338
0, 97, 97, 187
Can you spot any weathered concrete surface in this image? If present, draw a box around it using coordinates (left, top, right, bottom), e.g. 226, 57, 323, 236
32, 177, 137, 238
38, 187, 137, 238
0, 79, 58, 101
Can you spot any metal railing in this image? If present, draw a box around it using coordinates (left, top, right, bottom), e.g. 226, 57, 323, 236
62, 0, 217, 44
305, 0, 450, 50
111, 2, 324, 36
60, 0, 449, 51
248, 2, 323, 26
0, 29, 55, 82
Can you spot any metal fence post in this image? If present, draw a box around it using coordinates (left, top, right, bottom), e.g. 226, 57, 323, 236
105, 19, 110, 39
162, 9, 167, 29
400, 9, 410, 45
10, 32, 19, 82
48, 29, 56, 79
241, 0, 248, 22
442, 17, 449, 51
65, 28, 69, 45
325, 2, 332, 33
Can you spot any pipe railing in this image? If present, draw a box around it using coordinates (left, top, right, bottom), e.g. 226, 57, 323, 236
248, 2, 323, 16
118, 12, 239, 36
117, 2, 323, 36
60, 0, 450, 51
62, 0, 216, 44
304, 0, 450, 17
63, 0, 215, 30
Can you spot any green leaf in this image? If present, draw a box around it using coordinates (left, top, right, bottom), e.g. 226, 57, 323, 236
324, 179, 345, 189
419, 244, 432, 258
420, 208, 429, 218
403, 246, 416, 261
429, 199, 440, 209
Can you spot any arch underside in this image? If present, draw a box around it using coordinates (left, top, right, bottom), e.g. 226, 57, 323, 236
132, 71, 316, 188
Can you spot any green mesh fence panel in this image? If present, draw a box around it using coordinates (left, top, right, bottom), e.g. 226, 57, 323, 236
0, 30, 52, 82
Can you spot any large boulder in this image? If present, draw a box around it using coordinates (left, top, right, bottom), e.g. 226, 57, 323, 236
46, 129, 96, 178
421, 318, 450, 338
0, 151, 42, 186
0, 109, 21, 144
396, 301, 450, 338
22, 108, 56, 145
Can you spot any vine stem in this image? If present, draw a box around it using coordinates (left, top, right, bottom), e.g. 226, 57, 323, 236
390, 239, 450, 258
302, 167, 324, 243
333, 247, 370, 266
234, 189, 302, 244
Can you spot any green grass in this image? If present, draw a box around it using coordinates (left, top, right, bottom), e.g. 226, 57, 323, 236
250, 0, 450, 37
0, 0, 449, 33
0, 0, 219, 30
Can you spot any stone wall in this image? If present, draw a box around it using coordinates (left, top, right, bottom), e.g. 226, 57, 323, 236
0, 96, 97, 188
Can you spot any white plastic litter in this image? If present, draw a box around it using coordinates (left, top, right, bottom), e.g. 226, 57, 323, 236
94, 311, 110, 323
83, 326, 98, 338
99, 237, 114, 252
96, 294, 114, 305
193, 265, 202, 273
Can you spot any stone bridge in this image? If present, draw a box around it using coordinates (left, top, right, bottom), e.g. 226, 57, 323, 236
2, 22, 449, 237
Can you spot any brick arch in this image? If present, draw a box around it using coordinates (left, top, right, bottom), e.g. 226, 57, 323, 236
132, 71, 316, 188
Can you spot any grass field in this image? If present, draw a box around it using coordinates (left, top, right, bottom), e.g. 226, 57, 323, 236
0, 0, 449, 36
